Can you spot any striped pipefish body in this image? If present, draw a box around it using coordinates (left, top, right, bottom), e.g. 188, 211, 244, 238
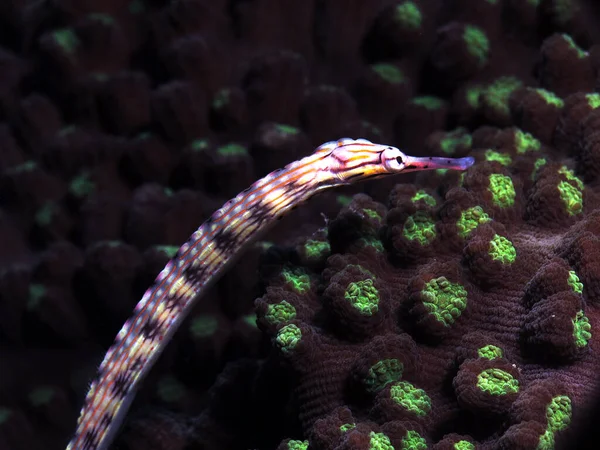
67, 138, 474, 450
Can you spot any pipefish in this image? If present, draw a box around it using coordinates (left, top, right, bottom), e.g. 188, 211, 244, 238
66, 138, 474, 450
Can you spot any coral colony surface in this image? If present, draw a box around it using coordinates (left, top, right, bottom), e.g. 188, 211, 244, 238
1, 0, 600, 450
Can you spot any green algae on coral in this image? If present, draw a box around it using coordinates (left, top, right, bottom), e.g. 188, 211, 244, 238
344, 279, 380, 316
476, 368, 519, 395
275, 324, 302, 354
488, 174, 515, 208
365, 359, 403, 393
411, 190, 436, 207
265, 300, 297, 325
466, 85, 483, 109
489, 234, 516, 264
369, 431, 393, 450
421, 277, 468, 326
390, 381, 432, 417
395, 1, 422, 29
157, 375, 186, 403
538, 395, 572, 449
282, 268, 311, 293
463, 25, 489, 67
572, 310, 591, 348
478, 344, 504, 360
217, 143, 248, 157
515, 129, 541, 154
586, 93, 600, 109
287, 440, 309, 450
403, 212, 436, 245
485, 149, 512, 166
189, 315, 218, 338
372, 63, 405, 84
457, 206, 491, 238
567, 270, 583, 294
401, 430, 427, 450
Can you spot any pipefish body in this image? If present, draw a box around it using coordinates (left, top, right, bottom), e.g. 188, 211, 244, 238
66, 138, 474, 450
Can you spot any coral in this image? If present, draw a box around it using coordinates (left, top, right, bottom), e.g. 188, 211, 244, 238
2, 1, 600, 450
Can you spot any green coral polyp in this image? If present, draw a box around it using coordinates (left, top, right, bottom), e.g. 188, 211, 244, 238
532, 158, 547, 180
476, 368, 519, 395
217, 143, 248, 157
560, 34, 587, 58
395, 1, 422, 29
35, 202, 56, 226
558, 181, 583, 215
274, 124, 300, 135
369, 431, 394, 450
411, 190, 436, 206
572, 310, 591, 348
28, 387, 55, 407
288, 440, 309, 450
567, 270, 583, 294
488, 174, 516, 208
365, 359, 404, 393
275, 324, 302, 353
157, 375, 185, 402
489, 234, 516, 264
421, 277, 468, 326
372, 63, 405, 84
515, 129, 541, 154
390, 381, 432, 417
485, 149, 512, 166
340, 423, 356, 432
454, 441, 475, 450
53, 28, 80, 54
265, 300, 297, 325
457, 206, 491, 238
529, 88, 564, 108
412, 96, 445, 110
27, 283, 46, 310
70, 173, 95, 197
463, 25, 489, 66
478, 344, 504, 360
282, 268, 311, 293
401, 430, 427, 450
212, 89, 231, 109
304, 239, 330, 259
344, 279, 379, 315
440, 128, 472, 155
586, 93, 600, 109
189, 315, 218, 338
483, 77, 522, 116
538, 395, 572, 449
403, 212, 436, 245
363, 208, 382, 220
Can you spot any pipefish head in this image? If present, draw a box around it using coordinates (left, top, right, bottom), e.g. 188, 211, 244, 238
323, 138, 475, 183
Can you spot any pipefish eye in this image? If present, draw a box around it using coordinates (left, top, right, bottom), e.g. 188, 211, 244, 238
396, 155, 404, 164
